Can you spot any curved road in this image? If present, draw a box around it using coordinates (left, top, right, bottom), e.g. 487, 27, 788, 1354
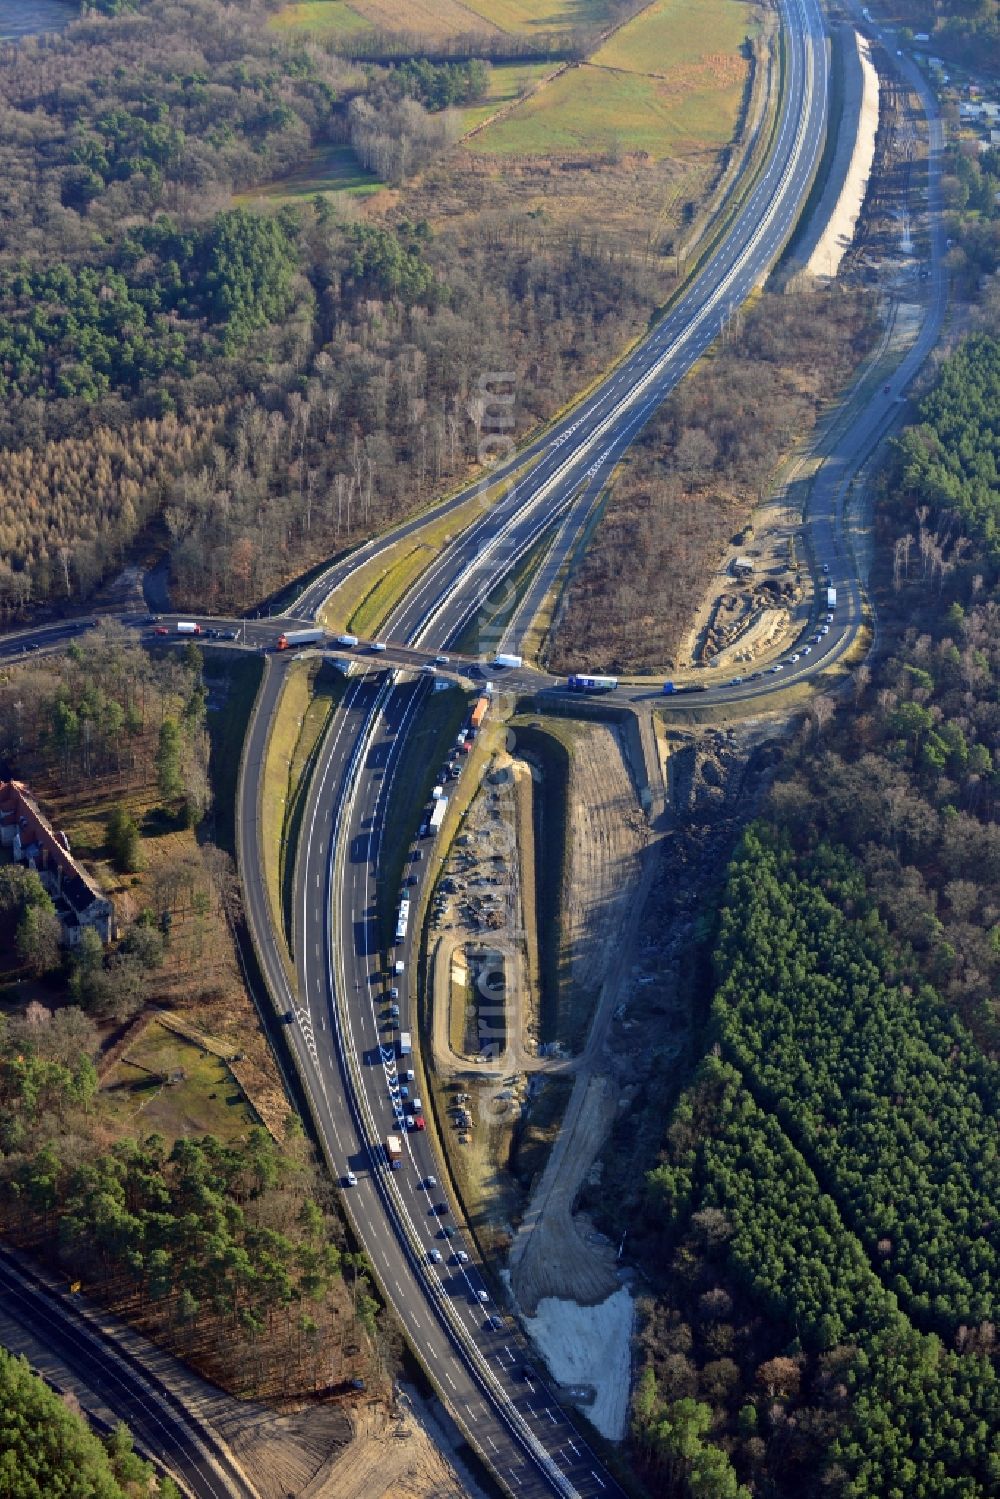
241, 0, 832, 1493
0, 12, 948, 1499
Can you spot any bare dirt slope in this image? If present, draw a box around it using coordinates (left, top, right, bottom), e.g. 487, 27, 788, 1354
304, 1398, 477, 1499
562, 722, 649, 1043
507, 1072, 620, 1312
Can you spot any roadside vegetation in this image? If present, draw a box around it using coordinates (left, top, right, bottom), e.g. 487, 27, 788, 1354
592, 326, 1000, 1495
0, 1348, 178, 1499
0, 0, 679, 620
0, 0, 760, 622
548, 283, 878, 674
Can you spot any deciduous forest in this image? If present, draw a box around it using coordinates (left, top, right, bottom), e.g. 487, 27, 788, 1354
0, 0, 663, 615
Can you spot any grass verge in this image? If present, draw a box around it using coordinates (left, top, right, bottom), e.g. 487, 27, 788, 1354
319, 485, 501, 636
280, 662, 347, 946
507, 721, 569, 1046
204, 651, 265, 857
349, 544, 435, 638
260, 659, 313, 957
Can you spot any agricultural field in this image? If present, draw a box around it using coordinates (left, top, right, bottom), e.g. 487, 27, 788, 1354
268, 0, 617, 39
459, 0, 616, 32
458, 59, 556, 134
470, 0, 753, 157
267, 0, 369, 35
236, 144, 381, 208
266, 0, 369, 35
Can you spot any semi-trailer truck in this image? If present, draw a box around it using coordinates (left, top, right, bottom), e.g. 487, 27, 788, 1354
826, 587, 837, 610
470, 696, 489, 730
429, 797, 448, 834
176, 621, 202, 635
492, 653, 522, 669
386, 1134, 403, 1169
277, 628, 324, 650
568, 674, 619, 693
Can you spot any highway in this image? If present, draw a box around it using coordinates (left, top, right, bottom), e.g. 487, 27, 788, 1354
236, 0, 834, 1493
0, 1247, 258, 1499
0, 4, 949, 1494
281, 0, 829, 636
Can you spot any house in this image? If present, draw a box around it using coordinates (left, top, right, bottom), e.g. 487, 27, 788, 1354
0, 781, 115, 946
731, 557, 756, 577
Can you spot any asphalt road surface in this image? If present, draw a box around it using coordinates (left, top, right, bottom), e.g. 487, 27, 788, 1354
0, 7, 950, 1496
242, 0, 833, 1492
0, 1247, 257, 1499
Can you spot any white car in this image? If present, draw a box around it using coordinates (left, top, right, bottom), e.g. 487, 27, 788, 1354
821, 625, 830, 635
769, 664, 784, 673
789, 654, 801, 663
428, 1248, 443, 1264
345, 1171, 358, 1187
370, 641, 387, 653
801, 646, 812, 656
476, 1289, 489, 1303
825, 613, 834, 623
424, 1176, 437, 1189
435, 654, 450, 665
454, 1249, 469, 1264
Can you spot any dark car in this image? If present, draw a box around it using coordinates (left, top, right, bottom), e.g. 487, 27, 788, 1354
439, 1224, 458, 1239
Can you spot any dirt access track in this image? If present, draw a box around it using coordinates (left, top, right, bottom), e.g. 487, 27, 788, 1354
425, 711, 654, 1312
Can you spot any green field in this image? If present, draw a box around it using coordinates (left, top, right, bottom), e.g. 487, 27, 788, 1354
237, 145, 380, 207
103, 1023, 257, 1143
469, 0, 750, 157
461, 0, 614, 32
595, 0, 752, 72
270, 0, 615, 38
458, 60, 556, 134
267, 0, 369, 35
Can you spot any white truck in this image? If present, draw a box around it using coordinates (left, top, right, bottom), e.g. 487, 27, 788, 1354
176, 621, 201, 635
385, 1134, 403, 1170
492, 653, 522, 670
826, 587, 837, 611
429, 797, 448, 835
396, 898, 410, 944
399, 1032, 412, 1057
336, 633, 359, 648
277, 628, 324, 650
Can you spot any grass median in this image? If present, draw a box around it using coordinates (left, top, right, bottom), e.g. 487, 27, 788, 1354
261, 657, 346, 959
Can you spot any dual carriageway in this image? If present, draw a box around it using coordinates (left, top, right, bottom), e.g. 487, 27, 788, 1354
0, 0, 952, 1491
